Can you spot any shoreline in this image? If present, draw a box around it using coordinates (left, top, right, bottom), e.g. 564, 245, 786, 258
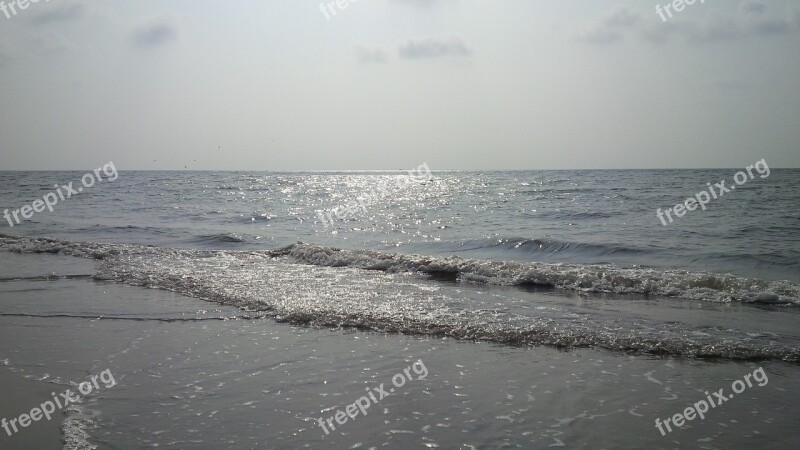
1, 249, 799, 448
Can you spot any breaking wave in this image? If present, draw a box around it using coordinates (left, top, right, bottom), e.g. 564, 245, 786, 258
283, 243, 799, 305
3, 233, 800, 362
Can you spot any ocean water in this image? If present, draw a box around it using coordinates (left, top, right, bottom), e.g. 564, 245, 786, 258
1, 169, 799, 449
2, 170, 799, 275
1, 169, 799, 357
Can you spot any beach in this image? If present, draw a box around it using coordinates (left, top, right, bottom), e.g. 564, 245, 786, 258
3, 0, 800, 447
2, 247, 799, 449
1, 170, 799, 449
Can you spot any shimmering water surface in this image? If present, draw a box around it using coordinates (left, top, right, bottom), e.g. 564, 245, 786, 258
0, 170, 798, 449
2, 170, 798, 278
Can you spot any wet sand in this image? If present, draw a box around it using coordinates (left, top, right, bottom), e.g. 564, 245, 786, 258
0, 370, 64, 450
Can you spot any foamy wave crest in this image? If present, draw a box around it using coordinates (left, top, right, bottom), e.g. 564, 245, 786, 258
284, 243, 800, 305
1, 234, 797, 305
0, 233, 123, 259
0, 233, 213, 260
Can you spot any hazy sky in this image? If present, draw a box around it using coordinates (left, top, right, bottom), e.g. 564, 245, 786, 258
0, 0, 798, 170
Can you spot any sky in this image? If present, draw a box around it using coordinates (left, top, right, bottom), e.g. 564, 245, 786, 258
0, 0, 798, 170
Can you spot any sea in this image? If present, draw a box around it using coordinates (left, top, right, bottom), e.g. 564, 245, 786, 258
0, 169, 798, 449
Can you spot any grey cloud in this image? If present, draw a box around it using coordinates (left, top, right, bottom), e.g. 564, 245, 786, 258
581, 3, 799, 46
687, 12, 797, 42
133, 20, 178, 48
29, 2, 86, 26
398, 36, 472, 59
750, 18, 793, 35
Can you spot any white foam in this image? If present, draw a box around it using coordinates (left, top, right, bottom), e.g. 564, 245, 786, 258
285, 243, 800, 305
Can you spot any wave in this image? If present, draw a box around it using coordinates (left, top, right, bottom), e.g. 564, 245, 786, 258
92, 247, 800, 362
283, 243, 799, 305
431, 237, 647, 259
2, 233, 800, 362
1, 234, 797, 305
189, 233, 246, 244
